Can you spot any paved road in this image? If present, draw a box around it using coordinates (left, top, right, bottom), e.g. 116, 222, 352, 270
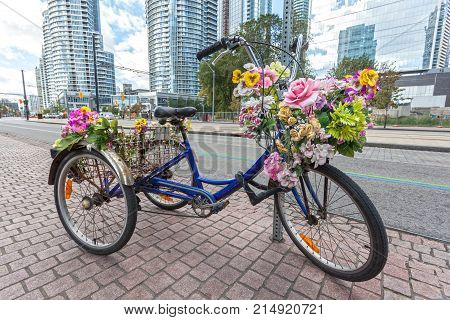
1, 117, 449, 241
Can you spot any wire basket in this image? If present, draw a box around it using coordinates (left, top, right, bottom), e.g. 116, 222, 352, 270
113, 125, 183, 178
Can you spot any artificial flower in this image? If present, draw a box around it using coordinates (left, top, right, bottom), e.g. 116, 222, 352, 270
263, 152, 282, 181
243, 71, 260, 88
283, 78, 321, 110
269, 61, 290, 79
277, 106, 291, 123
287, 117, 297, 126
359, 69, 379, 87
277, 167, 298, 188
276, 139, 288, 153
232, 69, 242, 84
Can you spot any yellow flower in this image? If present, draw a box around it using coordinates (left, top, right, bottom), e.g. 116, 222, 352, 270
309, 117, 321, 130
359, 69, 379, 87
275, 139, 288, 153
232, 69, 242, 84
80, 106, 91, 114
287, 117, 297, 126
184, 119, 192, 131
290, 129, 301, 141
298, 124, 315, 140
242, 71, 260, 88
277, 106, 291, 123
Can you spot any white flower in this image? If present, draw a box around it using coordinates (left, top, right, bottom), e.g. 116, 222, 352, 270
311, 144, 334, 168
260, 95, 275, 109
244, 63, 256, 71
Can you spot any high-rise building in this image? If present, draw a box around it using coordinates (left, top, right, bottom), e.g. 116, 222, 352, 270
145, 0, 217, 95
337, 24, 377, 62
218, 0, 230, 38
309, 0, 450, 76
293, 0, 310, 21
39, 0, 115, 108
228, 0, 272, 34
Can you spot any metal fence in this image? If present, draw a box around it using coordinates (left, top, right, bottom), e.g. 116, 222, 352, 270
194, 112, 239, 122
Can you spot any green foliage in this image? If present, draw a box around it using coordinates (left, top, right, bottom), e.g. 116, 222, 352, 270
371, 62, 403, 111
53, 134, 84, 151
198, 14, 312, 113
329, 55, 375, 79
327, 101, 367, 142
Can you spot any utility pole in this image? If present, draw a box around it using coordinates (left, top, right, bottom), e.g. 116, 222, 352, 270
92, 33, 100, 112
21, 70, 29, 120
281, 0, 294, 67
206, 63, 215, 122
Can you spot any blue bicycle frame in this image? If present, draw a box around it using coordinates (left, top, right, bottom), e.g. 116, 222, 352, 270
116, 127, 313, 218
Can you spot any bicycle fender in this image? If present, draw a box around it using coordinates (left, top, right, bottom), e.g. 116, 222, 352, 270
48, 144, 86, 185
98, 149, 134, 186
48, 145, 134, 186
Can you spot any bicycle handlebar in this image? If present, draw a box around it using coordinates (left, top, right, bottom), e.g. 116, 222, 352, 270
196, 38, 228, 61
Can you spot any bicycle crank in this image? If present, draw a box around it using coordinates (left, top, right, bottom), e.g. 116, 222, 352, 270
191, 196, 230, 217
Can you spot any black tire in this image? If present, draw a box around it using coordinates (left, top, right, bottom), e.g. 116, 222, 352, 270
54, 149, 137, 255
275, 163, 388, 282
143, 141, 193, 210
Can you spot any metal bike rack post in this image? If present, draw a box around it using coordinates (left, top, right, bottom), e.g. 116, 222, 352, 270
272, 193, 284, 242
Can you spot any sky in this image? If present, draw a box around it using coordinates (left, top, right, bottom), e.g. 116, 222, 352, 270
0, 0, 284, 98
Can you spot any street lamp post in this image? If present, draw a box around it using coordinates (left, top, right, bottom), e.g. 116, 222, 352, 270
92, 33, 100, 113
21, 70, 29, 121
206, 63, 215, 122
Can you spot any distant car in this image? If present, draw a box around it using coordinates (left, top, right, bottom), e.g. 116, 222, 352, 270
100, 112, 115, 120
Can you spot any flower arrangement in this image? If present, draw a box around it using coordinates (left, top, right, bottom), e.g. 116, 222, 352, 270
53, 107, 189, 152
233, 63, 379, 188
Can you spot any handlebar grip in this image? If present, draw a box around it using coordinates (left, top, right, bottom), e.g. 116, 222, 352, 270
196, 38, 228, 61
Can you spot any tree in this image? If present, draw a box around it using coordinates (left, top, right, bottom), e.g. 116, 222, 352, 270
370, 62, 404, 128
329, 55, 375, 79
198, 14, 312, 113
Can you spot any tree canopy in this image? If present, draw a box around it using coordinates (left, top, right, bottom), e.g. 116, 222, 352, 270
329, 55, 375, 79
198, 14, 311, 113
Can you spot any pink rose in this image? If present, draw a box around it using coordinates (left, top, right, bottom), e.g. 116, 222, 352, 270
283, 78, 321, 109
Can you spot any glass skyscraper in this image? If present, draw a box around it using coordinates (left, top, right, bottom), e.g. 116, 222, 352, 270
146, 0, 217, 95
337, 24, 377, 62
228, 0, 273, 34
39, 0, 115, 108
309, 0, 450, 76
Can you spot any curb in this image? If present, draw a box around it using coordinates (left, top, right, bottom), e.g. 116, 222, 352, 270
27, 120, 450, 153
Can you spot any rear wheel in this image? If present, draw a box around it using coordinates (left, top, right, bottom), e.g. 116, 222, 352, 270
275, 164, 388, 282
143, 141, 194, 210
54, 149, 137, 255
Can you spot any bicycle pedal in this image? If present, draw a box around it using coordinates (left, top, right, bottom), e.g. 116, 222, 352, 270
211, 200, 230, 214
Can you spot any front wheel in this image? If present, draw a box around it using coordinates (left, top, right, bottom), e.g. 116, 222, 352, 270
275, 164, 388, 282
54, 149, 137, 255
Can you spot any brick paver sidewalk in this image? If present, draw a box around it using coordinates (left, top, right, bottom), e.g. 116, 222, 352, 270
0, 135, 448, 300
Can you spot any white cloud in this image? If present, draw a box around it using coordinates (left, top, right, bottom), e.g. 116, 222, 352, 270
100, 1, 149, 90
0, 0, 149, 97
0, 0, 46, 95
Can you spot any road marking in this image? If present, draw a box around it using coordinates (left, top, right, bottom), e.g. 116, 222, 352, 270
0, 123, 58, 134
345, 171, 450, 191
195, 150, 450, 191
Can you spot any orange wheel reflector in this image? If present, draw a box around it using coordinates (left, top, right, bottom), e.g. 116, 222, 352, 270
159, 194, 174, 202
300, 233, 320, 253
65, 179, 73, 200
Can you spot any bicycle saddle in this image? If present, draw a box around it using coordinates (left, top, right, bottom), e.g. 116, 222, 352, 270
154, 106, 197, 119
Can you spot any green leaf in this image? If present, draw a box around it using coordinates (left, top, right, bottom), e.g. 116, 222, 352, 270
337, 143, 355, 157
53, 134, 83, 151
318, 111, 330, 128
110, 119, 118, 134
